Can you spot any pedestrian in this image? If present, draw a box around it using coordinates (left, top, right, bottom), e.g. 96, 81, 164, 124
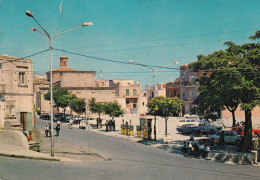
112, 120, 115, 131
105, 120, 108, 132
108, 120, 112, 131
28, 131, 33, 142
219, 131, 225, 148
55, 121, 61, 136
187, 141, 194, 157
190, 134, 194, 141
69, 118, 73, 129
181, 141, 187, 153
199, 142, 205, 157
204, 145, 210, 158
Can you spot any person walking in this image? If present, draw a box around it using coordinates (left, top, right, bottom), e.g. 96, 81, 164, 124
55, 121, 61, 136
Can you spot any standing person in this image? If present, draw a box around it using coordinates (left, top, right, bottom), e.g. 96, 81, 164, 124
105, 120, 108, 132
199, 142, 205, 157
55, 121, 61, 136
108, 120, 112, 131
190, 134, 194, 141
69, 118, 73, 129
112, 120, 115, 131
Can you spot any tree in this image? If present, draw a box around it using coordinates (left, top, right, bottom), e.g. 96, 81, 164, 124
189, 31, 260, 152
44, 88, 75, 119
148, 96, 183, 137
69, 98, 86, 117
103, 101, 124, 120
88, 98, 105, 128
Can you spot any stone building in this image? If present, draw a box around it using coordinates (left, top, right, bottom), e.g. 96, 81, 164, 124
35, 56, 116, 115
0, 55, 34, 131
166, 81, 180, 98
179, 64, 200, 115
109, 80, 146, 114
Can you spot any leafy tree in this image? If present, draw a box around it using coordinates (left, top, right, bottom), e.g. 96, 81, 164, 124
69, 98, 86, 117
88, 98, 105, 128
148, 96, 183, 137
103, 101, 124, 120
44, 88, 75, 119
189, 30, 260, 152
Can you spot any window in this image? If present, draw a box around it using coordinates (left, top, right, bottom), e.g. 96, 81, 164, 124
189, 89, 192, 98
174, 90, 177, 96
126, 100, 129, 104
126, 89, 129, 96
102, 82, 105, 86
133, 89, 137, 96
142, 102, 144, 106
19, 72, 26, 85
143, 93, 146, 97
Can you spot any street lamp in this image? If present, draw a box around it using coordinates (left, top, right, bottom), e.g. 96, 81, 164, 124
128, 60, 179, 141
26, 10, 93, 157
128, 60, 179, 86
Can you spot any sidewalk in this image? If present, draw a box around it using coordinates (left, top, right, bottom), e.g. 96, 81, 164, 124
0, 143, 60, 161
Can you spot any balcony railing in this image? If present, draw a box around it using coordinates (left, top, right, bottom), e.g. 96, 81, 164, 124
182, 81, 197, 88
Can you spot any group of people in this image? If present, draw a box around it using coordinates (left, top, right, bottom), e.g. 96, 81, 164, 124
105, 120, 116, 132
44, 121, 61, 137
182, 137, 211, 158
235, 121, 245, 127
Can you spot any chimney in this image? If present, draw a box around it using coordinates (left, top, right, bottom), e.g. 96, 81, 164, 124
60, 56, 68, 68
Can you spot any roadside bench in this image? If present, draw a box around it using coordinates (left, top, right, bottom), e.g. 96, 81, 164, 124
29, 141, 40, 152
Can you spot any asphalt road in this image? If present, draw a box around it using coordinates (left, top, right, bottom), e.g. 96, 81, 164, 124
0, 119, 260, 180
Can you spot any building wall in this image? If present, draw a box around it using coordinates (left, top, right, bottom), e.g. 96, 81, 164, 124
61, 72, 96, 88
0, 55, 34, 130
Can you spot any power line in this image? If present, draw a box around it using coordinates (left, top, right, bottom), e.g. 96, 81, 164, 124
52, 48, 180, 70
0, 49, 49, 62
69, 28, 259, 50
80, 36, 250, 54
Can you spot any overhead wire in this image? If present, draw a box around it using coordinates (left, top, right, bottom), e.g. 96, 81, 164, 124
69, 28, 259, 50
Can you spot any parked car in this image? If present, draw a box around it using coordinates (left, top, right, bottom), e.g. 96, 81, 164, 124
40, 113, 50, 120
231, 126, 260, 136
210, 130, 241, 144
177, 119, 200, 127
53, 114, 62, 122
176, 124, 197, 134
192, 122, 222, 134
79, 120, 87, 129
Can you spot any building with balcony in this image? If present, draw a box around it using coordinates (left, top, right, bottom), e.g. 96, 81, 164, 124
109, 80, 146, 114
179, 64, 200, 115
0, 55, 34, 131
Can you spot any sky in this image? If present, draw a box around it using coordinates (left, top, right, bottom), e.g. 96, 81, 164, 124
1, 0, 260, 89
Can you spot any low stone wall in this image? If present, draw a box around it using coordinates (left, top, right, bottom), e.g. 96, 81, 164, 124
208, 152, 256, 165
0, 130, 29, 150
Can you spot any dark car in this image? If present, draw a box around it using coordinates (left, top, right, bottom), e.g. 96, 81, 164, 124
191, 122, 222, 135
40, 113, 50, 120
53, 114, 62, 122
177, 124, 197, 134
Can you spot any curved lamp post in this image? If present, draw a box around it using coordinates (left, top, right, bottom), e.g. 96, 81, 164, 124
26, 10, 93, 157
128, 60, 179, 86
128, 60, 179, 141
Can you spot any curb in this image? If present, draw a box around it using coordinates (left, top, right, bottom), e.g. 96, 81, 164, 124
0, 152, 60, 161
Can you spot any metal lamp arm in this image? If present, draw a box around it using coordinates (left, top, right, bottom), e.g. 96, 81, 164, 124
32, 17, 51, 40
51, 25, 84, 40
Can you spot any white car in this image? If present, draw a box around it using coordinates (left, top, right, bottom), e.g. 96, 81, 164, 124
177, 119, 200, 127
210, 130, 241, 144
79, 120, 87, 129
